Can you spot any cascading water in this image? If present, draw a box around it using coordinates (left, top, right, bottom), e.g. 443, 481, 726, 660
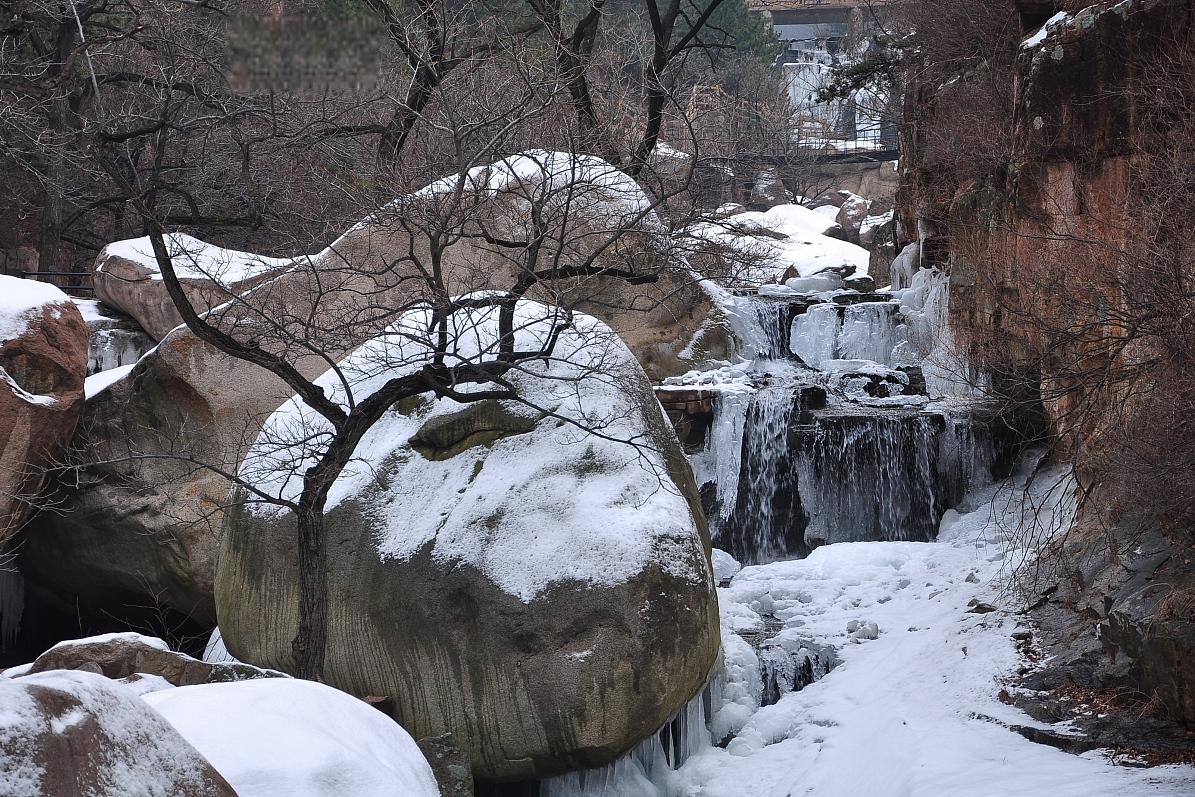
737, 388, 798, 562
572, 276, 998, 795
695, 291, 996, 564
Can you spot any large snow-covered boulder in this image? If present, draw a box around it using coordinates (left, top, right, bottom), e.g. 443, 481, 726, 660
0, 276, 87, 543
0, 669, 237, 797
216, 300, 719, 781
94, 233, 292, 341
143, 678, 442, 797
23, 151, 701, 623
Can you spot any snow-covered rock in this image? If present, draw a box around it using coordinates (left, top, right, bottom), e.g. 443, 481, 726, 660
27, 150, 700, 624
26, 632, 284, 688
0, 668, 237, 797
94, 233, 293, 340
686, 204, 870, 288
0, 276, 87, 544
217, 299, 719, 780
835, 191, 873, 241
711, 548, 743, 583
143, 678, 441, 797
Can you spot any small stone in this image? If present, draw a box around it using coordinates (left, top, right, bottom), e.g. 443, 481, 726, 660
968, 603, 998, 614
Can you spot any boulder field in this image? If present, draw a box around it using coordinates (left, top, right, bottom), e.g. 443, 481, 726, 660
22, 151, 716, 623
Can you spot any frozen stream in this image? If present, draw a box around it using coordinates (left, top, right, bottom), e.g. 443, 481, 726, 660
544, 465, 1195, 797
544, 276, 1195, 795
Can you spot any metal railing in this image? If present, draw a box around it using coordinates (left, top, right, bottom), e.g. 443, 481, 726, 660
20, 270, 95, 297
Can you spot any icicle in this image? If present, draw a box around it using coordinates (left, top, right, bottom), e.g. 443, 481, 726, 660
87, 328, 153, 375
700, 391, 751, 522
758, 641, 836, 707
539, 689, 713, 797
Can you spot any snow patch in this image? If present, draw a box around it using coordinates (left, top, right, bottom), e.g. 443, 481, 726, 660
143, 678, 440, 797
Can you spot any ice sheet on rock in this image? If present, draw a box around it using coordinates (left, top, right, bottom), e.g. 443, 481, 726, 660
790, 302, 907, 371
242, 299, 705, 603
98, 234, 293, 286
895, 268, 987, 398
144, 678, 440, 797
790, 303, 840, 368
837, 302, 906, 365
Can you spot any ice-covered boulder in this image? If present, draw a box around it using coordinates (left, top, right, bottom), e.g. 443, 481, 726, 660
0, 276, 87, 543
24, 152, 701, 623
0, 668, 237, 797
94, 233, 293, 341
216, 300, 719, 781
144, 678, 442, 797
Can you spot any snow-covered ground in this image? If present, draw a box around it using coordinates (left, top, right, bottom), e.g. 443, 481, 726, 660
675, 464, 1195, 797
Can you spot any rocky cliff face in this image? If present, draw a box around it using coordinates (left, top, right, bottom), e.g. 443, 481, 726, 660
897, 0, 1195, 731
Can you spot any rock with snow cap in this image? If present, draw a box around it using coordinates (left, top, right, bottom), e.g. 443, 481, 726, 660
0, 276, 87, 543
26, 632, 285, 687
216, 299, 720, 781
0, 668, 238, 797
94, 233, 293, 341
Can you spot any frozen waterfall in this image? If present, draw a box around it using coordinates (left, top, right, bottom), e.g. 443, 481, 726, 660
540, 690, 713, 797
680, 290, 997, 565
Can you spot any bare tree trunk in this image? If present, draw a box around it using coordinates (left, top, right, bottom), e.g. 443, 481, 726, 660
35, 166, 63, 274
292, 497, 329, 681
36, 19, 77, 275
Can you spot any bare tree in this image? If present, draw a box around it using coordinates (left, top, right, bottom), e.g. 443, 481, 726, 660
8, 0, 767, 680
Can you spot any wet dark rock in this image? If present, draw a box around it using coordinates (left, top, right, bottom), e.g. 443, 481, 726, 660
417, 733, 474, 797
